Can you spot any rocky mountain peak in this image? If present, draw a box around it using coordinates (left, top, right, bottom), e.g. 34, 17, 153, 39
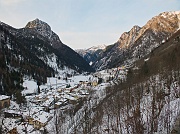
92, 11, 180, 71
144, 11, 180, 33
118, 25, 141, 48
25, 18, 52, 39
160, 11, 180, 18
132, 25, 141, 31
25, 18, 63, 48
120, 11, 180, 47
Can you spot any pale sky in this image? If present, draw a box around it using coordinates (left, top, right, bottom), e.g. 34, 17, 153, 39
0, 0, 179, 49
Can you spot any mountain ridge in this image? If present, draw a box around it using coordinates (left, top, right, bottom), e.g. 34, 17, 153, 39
92, 11, 180, 71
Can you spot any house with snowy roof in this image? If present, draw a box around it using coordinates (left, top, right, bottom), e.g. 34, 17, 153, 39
63, 94, 78, 104
0, 95, 10, 109
54, 98, 68, 108
32, 111, 52, 129
41, 97, 55, 111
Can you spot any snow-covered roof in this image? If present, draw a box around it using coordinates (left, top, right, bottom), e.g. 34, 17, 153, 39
42, 97, 54, 107
55, 101, 63, 105
4, 109, 21, 115
58, 98, 67, 102
22, 106, 44, 117
63, 94, 77, 101
0, 95, 10, 101
33, 111, 51, 124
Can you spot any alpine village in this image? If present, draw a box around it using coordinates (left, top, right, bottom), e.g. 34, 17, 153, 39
0, 7, 180, 134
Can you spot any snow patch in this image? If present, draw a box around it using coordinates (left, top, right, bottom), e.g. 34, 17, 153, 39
22, 79, 37, 95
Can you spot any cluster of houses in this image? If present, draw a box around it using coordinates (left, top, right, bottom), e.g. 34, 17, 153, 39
93, 66, 127, 83
0, 79, 97, 133
0, 66, 128, 133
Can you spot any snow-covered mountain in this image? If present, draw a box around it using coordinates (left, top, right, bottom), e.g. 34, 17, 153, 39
76, 44, 106, 65
24, 19, 94, 72
0, 19, 94, 95
92, 11, 180, 71
87, 44, 107, 51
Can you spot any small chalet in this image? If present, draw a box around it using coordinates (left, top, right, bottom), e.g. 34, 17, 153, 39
0, 95, 10, 109
55, 98, 68, 108
32, 111, 52, 129
41, 97, 55, 109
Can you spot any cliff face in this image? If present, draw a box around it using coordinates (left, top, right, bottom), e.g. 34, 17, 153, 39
92, 11, 180, 71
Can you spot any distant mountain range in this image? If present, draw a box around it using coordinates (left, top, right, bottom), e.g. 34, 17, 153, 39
77, 11, 180, 71
76, 45, 106, 65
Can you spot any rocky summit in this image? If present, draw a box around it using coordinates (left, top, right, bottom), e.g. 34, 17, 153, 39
25, 18, 53, 39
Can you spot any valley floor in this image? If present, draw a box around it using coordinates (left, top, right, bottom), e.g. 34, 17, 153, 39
0, 67, 126, 134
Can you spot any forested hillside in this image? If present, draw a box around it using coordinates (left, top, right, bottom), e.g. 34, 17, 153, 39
86, 30, 180, 134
